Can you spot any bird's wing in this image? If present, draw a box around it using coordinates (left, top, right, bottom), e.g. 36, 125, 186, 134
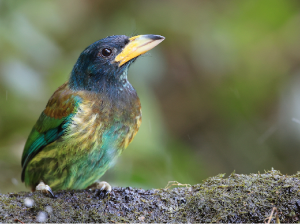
21, 82, 81, 181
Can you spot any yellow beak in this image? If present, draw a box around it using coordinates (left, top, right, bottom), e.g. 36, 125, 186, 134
114, 34, 165, 67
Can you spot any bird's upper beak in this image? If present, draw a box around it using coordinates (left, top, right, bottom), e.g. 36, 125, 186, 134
114, 34, 165, 67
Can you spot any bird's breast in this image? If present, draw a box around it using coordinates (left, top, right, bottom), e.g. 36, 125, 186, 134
64, 91, 142, 153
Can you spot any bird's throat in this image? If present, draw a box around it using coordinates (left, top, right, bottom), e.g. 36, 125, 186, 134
69, 68, 132, 94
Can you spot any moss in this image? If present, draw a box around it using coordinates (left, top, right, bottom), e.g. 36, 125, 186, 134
0, 169, 300, 222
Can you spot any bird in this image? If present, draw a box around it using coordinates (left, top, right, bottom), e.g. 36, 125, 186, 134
21, 34, 165, 197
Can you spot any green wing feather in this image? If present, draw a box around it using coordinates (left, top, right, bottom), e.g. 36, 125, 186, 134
21, 83, 81, 182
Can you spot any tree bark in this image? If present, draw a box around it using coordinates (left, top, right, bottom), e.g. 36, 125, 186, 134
1, 169, 299, 223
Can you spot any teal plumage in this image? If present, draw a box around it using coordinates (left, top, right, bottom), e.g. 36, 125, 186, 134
21, 35, 164, 192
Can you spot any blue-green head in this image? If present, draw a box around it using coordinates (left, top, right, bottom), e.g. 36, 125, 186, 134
69, 34, 164, 92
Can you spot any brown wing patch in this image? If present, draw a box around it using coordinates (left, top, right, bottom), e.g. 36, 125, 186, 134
44, 82, 76, 119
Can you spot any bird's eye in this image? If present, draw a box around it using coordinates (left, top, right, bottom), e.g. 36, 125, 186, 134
101, 48, 112, 57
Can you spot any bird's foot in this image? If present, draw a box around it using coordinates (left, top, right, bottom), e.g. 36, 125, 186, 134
35, 181, 55, 198
87, 181, 112, 198
88, 181, 112, 192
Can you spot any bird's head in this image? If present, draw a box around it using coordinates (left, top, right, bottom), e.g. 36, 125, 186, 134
69, 34, 164, 92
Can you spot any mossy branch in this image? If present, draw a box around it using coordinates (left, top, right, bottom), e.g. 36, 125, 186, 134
1, 169, 300, 223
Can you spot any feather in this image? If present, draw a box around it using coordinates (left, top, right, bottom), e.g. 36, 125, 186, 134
21, 83, 81, 181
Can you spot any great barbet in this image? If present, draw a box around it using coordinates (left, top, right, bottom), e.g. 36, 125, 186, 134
21, 34, 165, 196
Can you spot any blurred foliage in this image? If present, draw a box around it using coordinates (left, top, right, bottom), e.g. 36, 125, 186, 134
1, 0, 300, 194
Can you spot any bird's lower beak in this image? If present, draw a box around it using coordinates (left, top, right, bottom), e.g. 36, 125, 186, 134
114, 34, 165, 67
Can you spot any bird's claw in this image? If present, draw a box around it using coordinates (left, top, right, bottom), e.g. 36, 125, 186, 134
88, 181, 112, 199
36, 182, 55, 198
88, 181, 112, 192
97, 181, 112, 193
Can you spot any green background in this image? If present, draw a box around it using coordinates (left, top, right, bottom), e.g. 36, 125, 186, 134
1, 0, 300, 194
